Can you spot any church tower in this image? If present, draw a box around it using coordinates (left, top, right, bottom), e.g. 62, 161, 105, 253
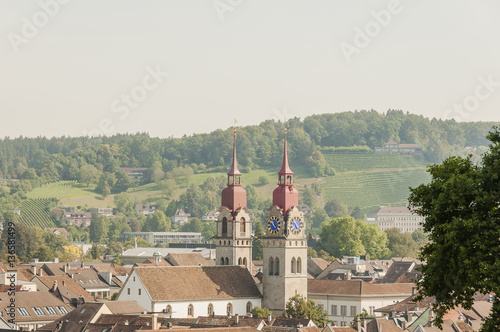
215, 130, 252, 272
262, 129, 308, 312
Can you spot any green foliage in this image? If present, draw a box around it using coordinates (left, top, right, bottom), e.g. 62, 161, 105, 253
408, 127, 500, 330
113, 192, 135, 215
143, 211, 171, 232
251, 306, 272, 318
89, 215, 110, 243
385, 228, 417, 258
324, 199, 349, 218
307, 247, 318, 258
283, 294, 330, 327
357, 220, 390, 260
258, 176, 269, 186
311, 208, 329, 229
318, 216, 365, 258
321, 145, 372, 154
77, 164, 99, 187
252, 219, 264, 260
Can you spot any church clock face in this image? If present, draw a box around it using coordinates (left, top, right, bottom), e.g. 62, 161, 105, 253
267, 216, 280, 235
291, 217, 303, 234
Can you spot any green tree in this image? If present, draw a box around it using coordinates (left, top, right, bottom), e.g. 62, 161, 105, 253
89, 215, 110, 243
408, 127, 500, 330
258, 176, 269, 186
180, 217, 202, 233
252, 219, 264, 260
318, 216, 365, 258
357, 220, 391, 259
385, 228, 417, 258
113, 192, 135, 215
311, 208, 329, 229
324, 199, 349, 218
283, 294, 329, 327
77, 164, 99, 187
31, 244, 56, 261
411, 229, 428, 247
113, 170, 131, 193
251, 306, 272, 318
143, 211, 170, 232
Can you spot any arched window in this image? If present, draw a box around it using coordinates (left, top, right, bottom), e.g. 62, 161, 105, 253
246, 301, 253, 314
291, 257, 296, 273
187, 304, 194, 317
238, 257, 242, 265
297, 257, 302, 273
240, 217, 246, 232
243, 257, 247, 267
222, 217, 228, 236
166, 305, 172, 314
220, 257, 225, 265
227, 303, 233, 316
208, 303, 214, 316
275, 257, 280, 276
269, 257, 274, 275
225, 257, 229, 265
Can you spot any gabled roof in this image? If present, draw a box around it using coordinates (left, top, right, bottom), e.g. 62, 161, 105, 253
307, 258, 330, 278
322, 326, 357, 332
69, 268, 110, 290
133, 266, 262, 301
166, 253, 216, 266
103, 300, 147, 314
379, 260, 420, 284
91, 263, 130, 276
16, 267, 35, 281
308, 279, 414, 296
37, 275, 95, 302
366, 318, 403, 332
39, 302, 109, 331
0, 292, 73, 323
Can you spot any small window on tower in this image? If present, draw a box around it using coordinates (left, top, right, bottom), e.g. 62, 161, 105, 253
287, 175, 292, 184
235, 176, 240, 185
228, 175, 234, 185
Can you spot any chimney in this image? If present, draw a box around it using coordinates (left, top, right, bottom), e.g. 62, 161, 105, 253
54, 257, 59, 263
52, 280, 58, 292
31, 266, 37, 276
81, 261, 84, 268
62, 280, 66, 287
267, 314, 272, 324
412, 287, 416, 296
152, 314, 158, 330
379, 324, 382, 332
39, 268, 43, 277
64, 263, 68, 273
124, 320, 129, 326
355, 317, 361, 331
235, 314, 239, 324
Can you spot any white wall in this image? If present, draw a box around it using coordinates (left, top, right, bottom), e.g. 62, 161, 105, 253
153, 298, 261, 318
117, 269, 153, 311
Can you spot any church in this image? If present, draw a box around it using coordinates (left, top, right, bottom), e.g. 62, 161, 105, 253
118, 129, 308, 317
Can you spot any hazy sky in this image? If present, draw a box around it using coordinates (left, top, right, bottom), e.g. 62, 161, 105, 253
1, 0, 499, 138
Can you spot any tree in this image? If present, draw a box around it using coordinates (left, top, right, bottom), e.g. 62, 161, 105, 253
318, 216, 364, 258
324, 199, 349, 218
143, 211, 170, 232
408, 127, 500, 330
252, 219, 264, 260
385, 228, 417, 258
112, 170, 131, 193
251, 306, 272, 318
77, 164, 99, 187
311, 208, 329, 229
258, 176, 269, 186
113, 192, 135, 215
89, 215, 110, 243
283, 294, 329, 327
357, 220, 391, 259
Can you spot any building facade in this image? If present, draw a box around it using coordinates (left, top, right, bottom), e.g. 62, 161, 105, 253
122, 232, 202, 245
367, 206, 425, 233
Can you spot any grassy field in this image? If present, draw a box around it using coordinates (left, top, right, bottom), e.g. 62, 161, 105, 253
324, 153, 429, 173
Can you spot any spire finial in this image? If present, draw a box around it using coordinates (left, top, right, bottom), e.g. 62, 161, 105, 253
279, 127, 292, 176
228, 129, 241, 177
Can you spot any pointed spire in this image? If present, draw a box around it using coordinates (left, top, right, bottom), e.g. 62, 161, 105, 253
228, 130, 241, 176
279, 128, 293, 175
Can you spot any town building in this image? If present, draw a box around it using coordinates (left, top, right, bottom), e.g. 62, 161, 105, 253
117, 265, 262, 316
202, 209, 220, 221
374, 140, 422, 155
119, 167, 148, 179
135, 204, 158, 216
62, 211, 92, 227
120, 247, 215, 265
308, 279, 414, 327
173, 208, 191, 224
122, 231, 202, 245
367, 206, 425, 233
88, 207, 114, 216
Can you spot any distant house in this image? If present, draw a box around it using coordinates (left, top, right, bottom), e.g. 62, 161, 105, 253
202, 209, 219, 221
366, 206, 425, 233
122, 232, 202, 245
119, 167, 148, 179
88, 207, 113, 216
63, 212, 92, 228
13, 206, 21, 215
173, 209, 191, 225
46, 228, 70, 239
374, 140, 422, 155
135, 204, 157, 216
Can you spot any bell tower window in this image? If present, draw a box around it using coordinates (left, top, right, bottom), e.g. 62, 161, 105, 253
222, 217, 228, 236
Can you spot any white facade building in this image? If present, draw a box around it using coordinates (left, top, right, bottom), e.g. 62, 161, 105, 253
308, 279, 414, 327
117, 265, 262, 316
367, 206, 425, 233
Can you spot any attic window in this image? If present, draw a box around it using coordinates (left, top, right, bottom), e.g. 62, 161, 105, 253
17, 308, 29, 316
57, 306, 68, 314
45, 307, 56, 315
33, 307, 45, 316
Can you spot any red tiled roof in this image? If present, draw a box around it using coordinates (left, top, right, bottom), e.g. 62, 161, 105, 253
308, 279, 414, 296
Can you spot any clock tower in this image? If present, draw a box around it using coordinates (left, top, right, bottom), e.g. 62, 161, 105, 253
215, 130, 252, 272
262, 129, 307, 312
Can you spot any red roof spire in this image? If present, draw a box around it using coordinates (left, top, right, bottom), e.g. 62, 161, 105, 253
272, 128, 298, 217
221, 130, 246, 214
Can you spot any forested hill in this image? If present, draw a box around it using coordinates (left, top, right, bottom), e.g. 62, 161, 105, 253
0, 110, 497, 182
